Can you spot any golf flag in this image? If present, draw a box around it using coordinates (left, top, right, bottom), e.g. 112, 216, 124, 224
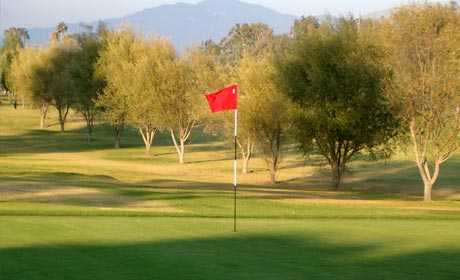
205, 84, 238, 113
205, 84, 239, 232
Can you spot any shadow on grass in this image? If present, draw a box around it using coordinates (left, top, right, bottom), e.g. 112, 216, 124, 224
284, 156, 460, 201
0, 123, 222, 156
0, 171, 249, 208
0, 168, 437, 208
0, 124, 142, 155
0, 234, 459, 280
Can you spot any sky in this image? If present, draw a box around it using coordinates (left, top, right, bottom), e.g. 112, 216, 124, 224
0, 0, 447, 30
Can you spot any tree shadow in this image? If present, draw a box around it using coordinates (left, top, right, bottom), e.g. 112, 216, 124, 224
0, 171, 257, 209
0, 233, 459, 280
282, 156, 460, 201
0, 122, 227, 157
0, 124, 144, 155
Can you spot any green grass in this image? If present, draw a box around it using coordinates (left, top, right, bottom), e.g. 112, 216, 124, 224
1, 103, 460, 279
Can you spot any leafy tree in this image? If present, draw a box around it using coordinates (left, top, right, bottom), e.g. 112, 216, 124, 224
381, 4, 460, 201
1, 27, 29, 107
8, 47, 51, 128
127, 38, 176, 155
239, 51, 289, 183
202, 39, 221, 57
219, 23, 273, 65
155, 48, 221, 163
97, 29, 177, 153
52, 22, 69, 43
9, 41, 79, 132
71, 32, 105, 142
157, 59, 194, 163
213, 24, 275, 172
96, 29, 137, 149
17, 22, 79, 132
291, 16, 320, 39
278, 18, 399, 189
96, 88, 129, 149
42, 42, 79, 132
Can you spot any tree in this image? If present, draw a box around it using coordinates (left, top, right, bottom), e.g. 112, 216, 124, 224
96, 28, 137, 149
155, 48, 221, 163
239, 51, 289, 183
278, 18, 400, 189
97, 29, 178, 153
291, 16, 320, 39
381, 4, 460, 201
39, 42, 79, 132
52, 22, 69, 43
71, 32, 105, 142
96, 88, 129, 149
216, 24, 275, 172
127, 38, 176, 155
219, 23, 273, 65
1, 27, 29, 107
8, 47, 51, 128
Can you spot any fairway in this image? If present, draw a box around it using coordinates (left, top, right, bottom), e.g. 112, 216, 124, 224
1, 105, 460, 279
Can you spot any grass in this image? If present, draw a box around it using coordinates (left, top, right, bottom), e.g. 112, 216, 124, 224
1, 102, 460, 279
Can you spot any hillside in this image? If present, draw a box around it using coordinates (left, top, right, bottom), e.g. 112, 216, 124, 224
20, 0, 297, 50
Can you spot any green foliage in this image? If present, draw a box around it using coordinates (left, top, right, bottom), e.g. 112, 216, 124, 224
278, 17, 400, 189
290, 16, 320, 38
238, 51, 290, 182
96, 28, 139, 148
8, 48, 44, 106
1, 27, 29, 96
70, 32, 105, 141
380, 3, 460, 201
218, 23, 274, 65
51, 22, 69, 43
40, 41, 80, 132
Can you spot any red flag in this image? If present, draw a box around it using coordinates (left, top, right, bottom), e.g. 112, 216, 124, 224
205, 85, 238, 113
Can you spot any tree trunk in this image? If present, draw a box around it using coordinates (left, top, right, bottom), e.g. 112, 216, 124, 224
114, 124, 123, 149
139, 127, 156, 155
114, 133, 121, 149
331, 162, 344, 190
40, 104, 49, 129
243, 156, 250, 174
238, 138, 254, 174
170, 129, 187, 164
179, 139, 185, 164
58, 118, 65, 132
269, 163, 277, 184
57, 106, 69, 132
86, 119, 93, 144
424, 181, 433, 202
410, 121, 443, 202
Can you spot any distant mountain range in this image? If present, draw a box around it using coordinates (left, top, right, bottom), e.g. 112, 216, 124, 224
11, 0, 297, 50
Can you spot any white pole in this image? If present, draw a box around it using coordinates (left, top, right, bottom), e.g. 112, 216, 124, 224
233, 86, 238, 232
234, 109, 238, 187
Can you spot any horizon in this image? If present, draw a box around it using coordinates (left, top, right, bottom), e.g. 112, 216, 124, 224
0, 0, 448, 31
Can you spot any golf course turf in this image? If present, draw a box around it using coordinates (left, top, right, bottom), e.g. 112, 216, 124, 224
1, 104, 459, 279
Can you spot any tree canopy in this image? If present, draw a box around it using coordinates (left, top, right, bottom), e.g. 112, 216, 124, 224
278, 18, 400, 189
380, 4, 460, 201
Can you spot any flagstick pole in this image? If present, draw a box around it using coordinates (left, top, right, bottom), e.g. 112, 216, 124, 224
233, 108, 238, 233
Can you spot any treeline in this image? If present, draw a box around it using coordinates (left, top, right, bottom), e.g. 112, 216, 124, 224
1, 3, 460, 201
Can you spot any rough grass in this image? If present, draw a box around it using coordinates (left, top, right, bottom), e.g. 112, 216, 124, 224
1, 102, 460, 279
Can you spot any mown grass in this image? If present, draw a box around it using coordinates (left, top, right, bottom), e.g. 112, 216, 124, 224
1, 102, 460, 279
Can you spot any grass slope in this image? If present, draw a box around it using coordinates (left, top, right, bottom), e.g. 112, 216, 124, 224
0, 103, 459, 279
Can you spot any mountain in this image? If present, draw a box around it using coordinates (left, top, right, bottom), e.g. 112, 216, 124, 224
16, 0, 297, 50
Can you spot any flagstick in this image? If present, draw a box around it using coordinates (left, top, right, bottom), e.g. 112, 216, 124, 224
233, 108, 238, 233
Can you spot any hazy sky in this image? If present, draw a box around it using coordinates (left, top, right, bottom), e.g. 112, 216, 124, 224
0, 0, 446, 30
